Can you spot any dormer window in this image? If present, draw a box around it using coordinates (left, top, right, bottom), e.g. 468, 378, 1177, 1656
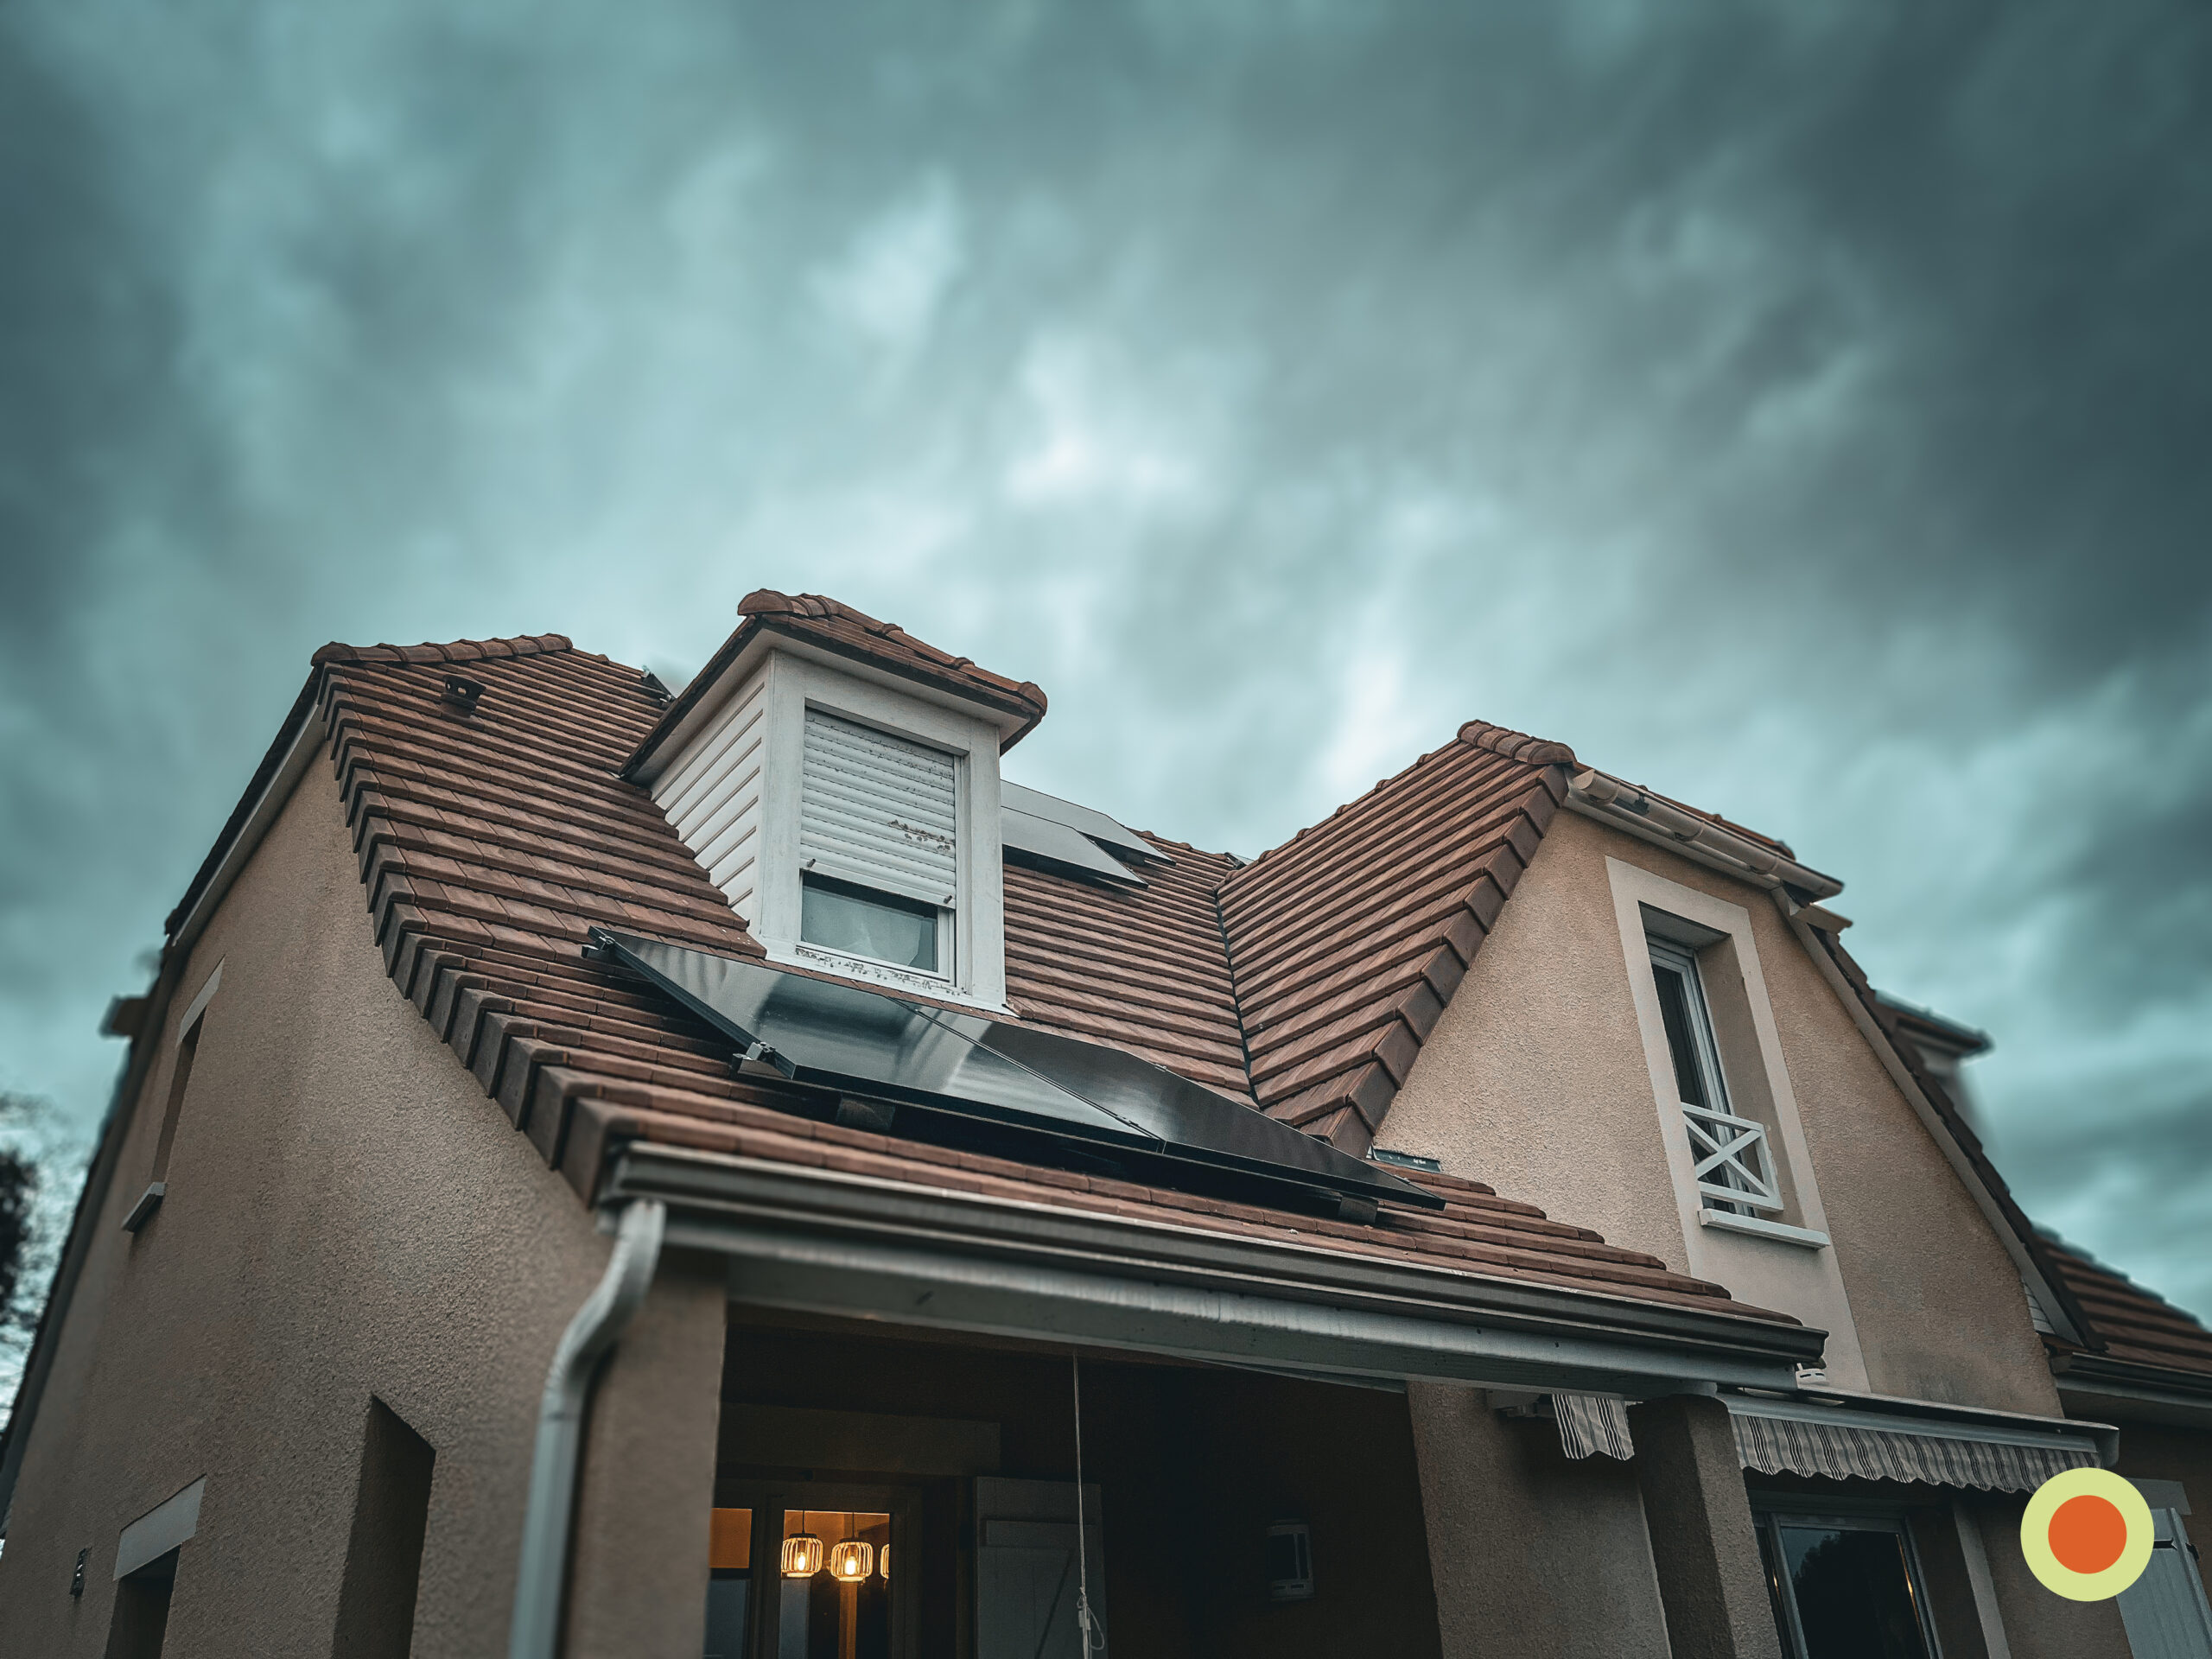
629, 593, 1042, 1010
797, 709, 960, 977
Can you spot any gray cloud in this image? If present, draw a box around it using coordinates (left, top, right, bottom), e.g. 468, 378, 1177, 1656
1, 0, 2207, 1315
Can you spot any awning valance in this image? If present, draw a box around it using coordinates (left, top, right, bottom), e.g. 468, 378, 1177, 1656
1548, 1390, 2110, 1493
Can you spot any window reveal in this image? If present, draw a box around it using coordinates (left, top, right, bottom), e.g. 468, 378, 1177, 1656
1647, 936, 1781, 1217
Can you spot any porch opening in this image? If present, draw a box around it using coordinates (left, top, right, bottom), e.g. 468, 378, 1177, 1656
702, 1311, 1442, 1659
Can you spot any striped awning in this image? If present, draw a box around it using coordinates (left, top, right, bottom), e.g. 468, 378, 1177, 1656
1548, 1391, 2107, 1492
1724, 1395, 2100, 1492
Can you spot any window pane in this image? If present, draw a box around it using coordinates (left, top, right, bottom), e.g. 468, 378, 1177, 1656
1649, 963, 1710, 1109
801, 876, 939, 972
1777, 1525, 1931, 1659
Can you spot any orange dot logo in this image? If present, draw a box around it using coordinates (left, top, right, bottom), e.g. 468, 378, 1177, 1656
2021, 1469, 2154, 1600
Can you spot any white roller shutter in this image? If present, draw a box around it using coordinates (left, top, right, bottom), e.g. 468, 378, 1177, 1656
800, 709, 959, 906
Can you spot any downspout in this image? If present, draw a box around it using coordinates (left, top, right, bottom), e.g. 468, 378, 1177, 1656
507, 1198, 667, 1659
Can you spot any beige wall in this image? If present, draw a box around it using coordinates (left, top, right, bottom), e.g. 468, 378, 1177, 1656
1408, 1383, 1671, 1658
1965, 1494, 2133, 1658
0, 763, 724, 1658
1385, 808, 2058, 1416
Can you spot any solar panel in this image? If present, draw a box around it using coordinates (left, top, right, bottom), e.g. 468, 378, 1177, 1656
1001, 783, 1167, 868
1000, 806, 1147, 887
586, 928, 1442, 1217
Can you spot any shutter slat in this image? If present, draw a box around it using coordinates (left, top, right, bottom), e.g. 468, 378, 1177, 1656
801, 710, 959, 906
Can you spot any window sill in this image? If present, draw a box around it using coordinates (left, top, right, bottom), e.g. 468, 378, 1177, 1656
766, 939, 1008, 1014
1698, 1208, 1828, 1249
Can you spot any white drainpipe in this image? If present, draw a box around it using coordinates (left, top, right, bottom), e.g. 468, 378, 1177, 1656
507, 1198, 667, 1659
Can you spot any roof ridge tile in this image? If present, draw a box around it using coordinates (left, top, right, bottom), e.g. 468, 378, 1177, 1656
313, 632, 575, 667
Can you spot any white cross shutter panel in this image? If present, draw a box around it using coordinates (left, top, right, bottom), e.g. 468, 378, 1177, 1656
800, 709, 959, 906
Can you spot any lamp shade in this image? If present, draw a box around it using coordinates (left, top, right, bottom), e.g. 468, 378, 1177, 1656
829, 1541, 875, 1583
780, 1532, 824, 1577
879, 1544, 891, 1580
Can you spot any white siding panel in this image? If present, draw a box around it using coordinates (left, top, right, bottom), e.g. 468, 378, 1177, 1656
663, 686, 766, 830
800, 709, 958, 906
653, 674, 769, 924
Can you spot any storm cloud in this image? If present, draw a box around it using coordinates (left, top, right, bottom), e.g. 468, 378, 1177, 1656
2, 1, 2207, 1338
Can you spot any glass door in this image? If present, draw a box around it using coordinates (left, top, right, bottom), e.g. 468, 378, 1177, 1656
709, 1482, 918, 1659
1754, 1507, 1940, 1659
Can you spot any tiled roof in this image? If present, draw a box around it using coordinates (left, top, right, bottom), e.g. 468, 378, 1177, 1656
301, 632, 1793, 1330
1002, 842, 1253, 1101
623, 591, 1048, 780
1221, 728, 1573, 1151
2044, 1239, 2212, 1381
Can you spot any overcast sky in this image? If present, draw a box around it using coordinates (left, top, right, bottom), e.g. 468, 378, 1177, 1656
3, 2, 2208, 1338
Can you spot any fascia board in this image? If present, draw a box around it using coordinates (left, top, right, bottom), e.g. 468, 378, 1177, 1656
1567, 772, 1844, 899
168, 697, 329, 955
1775, 896, 2092, 1350
2055, 1376, 2212, 1432
605, 1143, 1823, 1393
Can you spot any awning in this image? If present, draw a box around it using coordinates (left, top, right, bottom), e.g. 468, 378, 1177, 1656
1548, 1389, 2112, 1492
1724, 1393, 2102, 1492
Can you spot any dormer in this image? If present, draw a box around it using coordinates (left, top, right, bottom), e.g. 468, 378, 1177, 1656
623, 592, 1047, 1008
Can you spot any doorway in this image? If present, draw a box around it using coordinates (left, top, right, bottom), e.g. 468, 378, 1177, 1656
709, 1481, 920, 1659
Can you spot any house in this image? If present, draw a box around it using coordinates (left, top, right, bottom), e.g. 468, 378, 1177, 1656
0, 589, 2202, 1657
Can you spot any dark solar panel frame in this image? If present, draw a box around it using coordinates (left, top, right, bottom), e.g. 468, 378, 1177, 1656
586, 929, 1442, 1217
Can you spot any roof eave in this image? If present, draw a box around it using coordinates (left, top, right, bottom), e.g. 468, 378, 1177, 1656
1567, 770, 1844, 899
602, 1141, 1826, 1394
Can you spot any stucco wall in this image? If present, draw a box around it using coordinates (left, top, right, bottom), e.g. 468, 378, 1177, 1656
0, 761, 724, 1657
1382, 812, 1691, 1274
2114, 1415, 2212, 1540
1408, 1383, 1671, 1658
1383, 808, 2058, 1416
1965, 1494, 2133, 1658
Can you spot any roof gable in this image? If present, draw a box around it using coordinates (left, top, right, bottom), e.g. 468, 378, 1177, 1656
1220, 721, 1576, 1152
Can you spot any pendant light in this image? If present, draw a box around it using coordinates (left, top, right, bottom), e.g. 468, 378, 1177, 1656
879, 1544, 891, 1581
829, 1540, 875, 1583
781, 1514, 825, 1577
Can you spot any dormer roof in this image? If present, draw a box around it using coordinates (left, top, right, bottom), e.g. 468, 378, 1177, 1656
622, 591, 1048, 784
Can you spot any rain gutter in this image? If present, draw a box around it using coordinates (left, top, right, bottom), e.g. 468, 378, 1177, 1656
601, 1142, 1823, 1398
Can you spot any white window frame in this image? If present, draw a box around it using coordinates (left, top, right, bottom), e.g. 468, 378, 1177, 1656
1604, 855, 1870, 1389
1646, 935, 1783, 1217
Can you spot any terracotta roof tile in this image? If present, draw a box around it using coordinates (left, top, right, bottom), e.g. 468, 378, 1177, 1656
1220, 730, 1572, 1151
2044, 1239, 2212, 1381
278, 629, 1789, 1334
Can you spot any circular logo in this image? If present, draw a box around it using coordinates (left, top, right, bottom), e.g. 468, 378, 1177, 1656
2020, 1469, 2155, 1601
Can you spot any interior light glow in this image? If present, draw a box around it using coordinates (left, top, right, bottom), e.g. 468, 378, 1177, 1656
780, 1516, 825, 1578
829, 1541, 875, 1582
